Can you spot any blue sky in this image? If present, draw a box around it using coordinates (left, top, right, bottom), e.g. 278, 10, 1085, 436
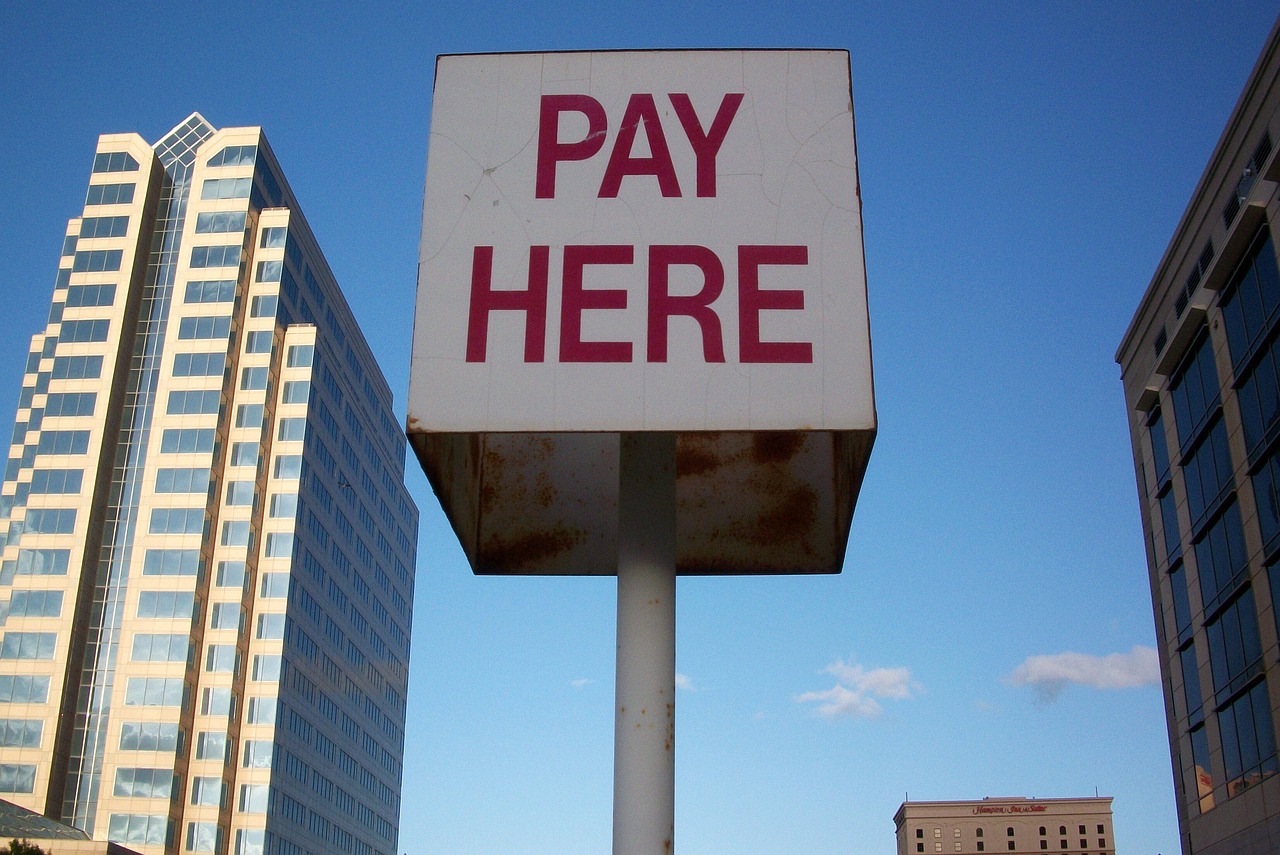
3, 2, 1279, 853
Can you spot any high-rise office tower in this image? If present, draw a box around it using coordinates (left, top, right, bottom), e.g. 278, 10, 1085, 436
0, 114, 418, 855
1117, 20, 1280, 855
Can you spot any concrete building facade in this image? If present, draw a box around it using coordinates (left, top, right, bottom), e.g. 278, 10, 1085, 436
893, 798, 1113, 855
1117, 17, 1280, 855
0, 115, 418, 855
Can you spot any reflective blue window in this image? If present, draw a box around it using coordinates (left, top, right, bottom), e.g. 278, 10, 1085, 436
193, 211, 247, 234
159, 428, 214, 454
200, 177, 251, 200
9, 591, 63, 618
1207, 587, 1264, 703
154, 468, 210, 493
84, 183, 135, 206
177, 316, 231, 340
131, 634, 188, 663
255, 262, 282, 284
287, 344, 313, 368
123, 678, 184, 707
0, 676, 49, 703
0, 632, 56, 659
71, 249, 122, 273
190, 245, 241, 269
183, 280, 235, 303
165, 390, 220, 415
32, 430, 88, 458
148, 508, 205, 535
1170, 331, 1222, 452
91, 151, 139, 173
118, 722, 180, 752
64, 283, 116, 308
141, 549, 199, 576
241, 366, 268, 390
260, 227, 286, 248
172, 352, 225, 377
79, 216, 129, 238
51, 355, 103, 380
30, 469, 82, 494
206, 145, 256, 167
1182, 417, 1235, 528
1221, 227, 1280, 372
22, 508, 76, 534
1218, 679, 1278, 798
59, 319, 110, 343
244, 331, 273, 353
45, 392, 96, 417
1195, 501, 1249, 614
15, 549, 69, 576
136, 592, 194, 619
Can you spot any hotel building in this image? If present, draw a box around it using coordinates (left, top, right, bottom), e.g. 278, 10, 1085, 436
0, 114, 418, 855
893, 797, 1113, 855
1116, 17, 1280, 855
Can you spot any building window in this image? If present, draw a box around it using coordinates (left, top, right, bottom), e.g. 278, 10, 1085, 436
160, 428, 215, 454
186, 821, 219, 853
85, 182, 135, 206
1206, 586, 1264, 703
1219, 678, 1278, 797
118, 722, 180, 752
200, 177, 251, 200
65, 282, 117, 306
1181, 416, 1235, 527
131, 633, 188, 663
177, 315, 232, 340
0, 632, 56, 660
260, 227, 286, 248
189, 777, 223, 806
194, 211, 247, 234
184, 279, 235, 303
107, 814, 169, 847
142, 549, 199, 576
71, 249, 122, 273
149, 507, 205, 535
1195, 501, 1249, 614
1170, 329, 1221, 450
287, 344, 313, 367
155, 467, 210, 493
194, 732, 227, 761
206, 145, 256, 168
92, 151, 139, 173
124, 677, 184, 707
229, 443, 258, 467
245, 330, 273, 353
242, 740, 272, 769
166, 389, 220, 416
114, 767, 173, 798
173, 351, 225, 377
241, 366, 268, 390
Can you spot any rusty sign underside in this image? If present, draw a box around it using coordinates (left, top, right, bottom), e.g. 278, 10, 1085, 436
409, 428, 873, 575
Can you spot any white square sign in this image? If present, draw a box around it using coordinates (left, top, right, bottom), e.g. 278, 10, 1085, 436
411, 49, 871, 434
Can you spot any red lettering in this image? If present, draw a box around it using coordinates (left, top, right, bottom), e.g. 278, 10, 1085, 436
738, 245, 812, 364
598, 94, 681, 198
560, 245, 634, 363
647, 245, 725, 363
669, 93, 743, 198
536, 95, 607, 199
465, 245, 549, 362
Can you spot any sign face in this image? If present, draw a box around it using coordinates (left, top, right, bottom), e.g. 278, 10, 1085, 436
409, 50, 875, 576
411, 50, 871, 433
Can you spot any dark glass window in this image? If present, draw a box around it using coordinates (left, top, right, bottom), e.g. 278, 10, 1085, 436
1169, 562, 1193, 644
1206, 587, 1264, 703
1170, 331, 1222, 452
1160, 488, 1182, 563
1235, 337, 1280, 461
79, 216, 129, 238
71, 249, 122, 273
64, 283, 116, 307
91, 151, 139, 173
1221, 227, 1280, 373
1218, 679, 1278, 798
1149, 409, 1172, 489
1195, 501, 1249, 614
206, 145, 257, 168
193, 211, 247, 234
1181, 643, 1204, 723
1182, 416, 1235, 527
184, 280, 235, 304
1255, 448, 1280, 553
84, 183, 135, 206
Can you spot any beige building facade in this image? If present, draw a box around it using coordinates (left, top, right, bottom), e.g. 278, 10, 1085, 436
0, 115, 417, 855
1117, 16, 1280, 855
893, 798, 1114, 855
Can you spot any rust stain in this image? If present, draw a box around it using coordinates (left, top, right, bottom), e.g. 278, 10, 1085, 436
751, 431, 805, 465
480, 527, 587, 568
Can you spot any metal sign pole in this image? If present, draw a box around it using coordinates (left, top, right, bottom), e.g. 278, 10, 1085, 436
614, 431, 677, 855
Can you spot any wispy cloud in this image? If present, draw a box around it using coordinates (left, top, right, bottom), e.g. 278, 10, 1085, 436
675, 673, 695, 692
1006, 645, 1159, 704
796, 657, 921, 720
571, 678, 592, 689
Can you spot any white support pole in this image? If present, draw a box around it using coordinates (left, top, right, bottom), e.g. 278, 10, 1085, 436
614, 431, 677, 855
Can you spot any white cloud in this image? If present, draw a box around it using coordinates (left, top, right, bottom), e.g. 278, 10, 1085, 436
571, 678, 592, 689
796, 657, 921, 720
1007, 645, 1159, 703
675, 673, 695, 692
